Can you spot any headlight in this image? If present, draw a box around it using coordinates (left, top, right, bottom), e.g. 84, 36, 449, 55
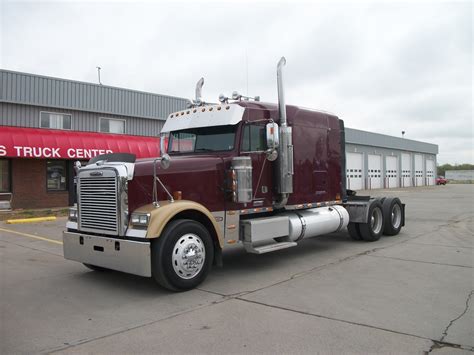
131, 212, 150, 227
68, 207, 78, 221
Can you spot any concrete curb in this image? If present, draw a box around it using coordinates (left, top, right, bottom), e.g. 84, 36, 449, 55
6, 216, 57, 224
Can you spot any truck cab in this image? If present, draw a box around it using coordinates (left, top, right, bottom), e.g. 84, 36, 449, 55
63, 58, 405, 291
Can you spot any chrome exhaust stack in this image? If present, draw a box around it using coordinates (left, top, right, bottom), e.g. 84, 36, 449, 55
275, 57, 294, 208
277, 57, 288, 127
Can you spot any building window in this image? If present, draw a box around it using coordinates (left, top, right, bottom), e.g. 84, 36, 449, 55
100, 118, 125, 134
40, 112, 72, 130
47, 161, 67, 191
0, 159, 11, 192
241, 124, 266, 152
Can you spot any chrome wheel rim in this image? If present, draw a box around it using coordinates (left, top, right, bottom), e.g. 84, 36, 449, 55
370, 207, 383, 235
391, 204, 402, 229
172, 233, 206, 280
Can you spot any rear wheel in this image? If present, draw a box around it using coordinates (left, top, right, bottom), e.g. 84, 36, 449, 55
359, 200, 385, 242
152, 219, 214, 291
347, 222, 363, 240
382, 198, 403, 236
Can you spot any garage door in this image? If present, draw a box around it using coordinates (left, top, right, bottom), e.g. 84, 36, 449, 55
426, 159, 435, 186
401, 153, 412, 187
367, 154, 382, 189
385, 156, 398, 188
414, 154, 424, 186
346, 152, 363, 190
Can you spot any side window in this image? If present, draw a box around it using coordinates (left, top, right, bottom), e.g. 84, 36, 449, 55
242, 124, 266, 152
47, 160, 67, 191
100, 118, 125, 134
40, 112, 72, 130
0, 159, 11, 192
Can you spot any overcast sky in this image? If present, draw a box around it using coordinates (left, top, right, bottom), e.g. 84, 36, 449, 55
1, 0, 472, 164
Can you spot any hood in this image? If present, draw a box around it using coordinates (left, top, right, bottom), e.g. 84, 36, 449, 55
128, 154, 228, 213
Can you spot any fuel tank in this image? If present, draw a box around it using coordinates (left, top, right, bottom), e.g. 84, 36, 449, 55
284, 205, 349, 242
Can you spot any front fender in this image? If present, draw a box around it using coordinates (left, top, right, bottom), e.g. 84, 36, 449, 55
132, 200, 224, 248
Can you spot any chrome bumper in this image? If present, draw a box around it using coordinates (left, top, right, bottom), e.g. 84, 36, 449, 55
63, 231, 151, 277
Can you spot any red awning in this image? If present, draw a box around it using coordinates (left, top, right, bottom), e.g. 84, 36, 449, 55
0, 126, 161, 159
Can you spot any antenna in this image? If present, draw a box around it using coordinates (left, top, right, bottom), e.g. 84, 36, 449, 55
96, 66, 102, 85
245, 50, 249, 96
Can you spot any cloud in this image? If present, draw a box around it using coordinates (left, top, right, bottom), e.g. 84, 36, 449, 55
1, 0, 472, 164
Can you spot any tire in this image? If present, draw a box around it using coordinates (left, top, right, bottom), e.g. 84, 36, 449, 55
152, 219, 214, 291
83, 263, 108, 271
347, 222, 363, 240
359, 200, 385, 242
382, 197, 403, 236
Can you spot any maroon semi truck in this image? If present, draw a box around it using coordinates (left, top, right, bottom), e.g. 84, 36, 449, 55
64, 58, 405, 291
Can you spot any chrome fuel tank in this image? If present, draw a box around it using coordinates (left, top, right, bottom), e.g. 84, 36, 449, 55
284, 205, 349, 242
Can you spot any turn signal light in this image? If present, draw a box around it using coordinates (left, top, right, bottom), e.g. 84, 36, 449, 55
173, 191, 182, 200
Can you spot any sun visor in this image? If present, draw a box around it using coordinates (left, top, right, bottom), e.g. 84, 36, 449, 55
161, 104, 245, 133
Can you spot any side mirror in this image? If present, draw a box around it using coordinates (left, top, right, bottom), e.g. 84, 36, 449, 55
159, 133, 171, 169
160, 133, 168, 157
266, 122, 279, 149
160, 154, 171, 170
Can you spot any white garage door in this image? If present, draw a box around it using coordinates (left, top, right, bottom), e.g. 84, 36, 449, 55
367, 154, 382, 189
385, 156, 398, 188
401, 153, 412, 187
426, 159, 435, 186
346, 152, 363, 190
414, 154, 424, 186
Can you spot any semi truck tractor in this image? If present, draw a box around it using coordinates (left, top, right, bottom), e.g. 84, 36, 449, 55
64, 57, 405, 291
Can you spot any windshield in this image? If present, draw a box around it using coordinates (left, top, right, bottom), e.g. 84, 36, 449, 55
168, 125, 237, 153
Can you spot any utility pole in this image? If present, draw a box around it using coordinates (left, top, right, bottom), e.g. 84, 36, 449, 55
96, 66, 102, 85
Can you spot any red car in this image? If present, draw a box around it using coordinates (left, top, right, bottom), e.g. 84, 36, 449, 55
436, 176, 448, 185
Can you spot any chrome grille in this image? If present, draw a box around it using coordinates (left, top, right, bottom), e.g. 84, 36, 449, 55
79, 176, 118, 234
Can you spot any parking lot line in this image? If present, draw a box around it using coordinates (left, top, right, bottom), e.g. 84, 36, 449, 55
0, 227, 63, 245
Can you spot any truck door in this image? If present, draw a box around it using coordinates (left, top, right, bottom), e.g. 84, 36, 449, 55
240, 123, 273, 208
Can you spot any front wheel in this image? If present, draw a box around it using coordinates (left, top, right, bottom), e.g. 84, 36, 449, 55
152, 219, 214, 291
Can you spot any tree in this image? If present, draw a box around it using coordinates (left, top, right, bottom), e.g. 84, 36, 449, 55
437, 163, 474, 176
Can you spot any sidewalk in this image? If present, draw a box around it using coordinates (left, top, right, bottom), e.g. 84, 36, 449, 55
0, 206, 68, 221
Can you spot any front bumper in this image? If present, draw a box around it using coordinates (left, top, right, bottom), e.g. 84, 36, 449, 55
63, 231, 151, 277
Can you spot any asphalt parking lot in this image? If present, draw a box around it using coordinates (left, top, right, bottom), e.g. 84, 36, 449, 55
1, 185, 472, 354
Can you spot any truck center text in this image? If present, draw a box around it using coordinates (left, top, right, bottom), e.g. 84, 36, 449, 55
0, 145, 113, 159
